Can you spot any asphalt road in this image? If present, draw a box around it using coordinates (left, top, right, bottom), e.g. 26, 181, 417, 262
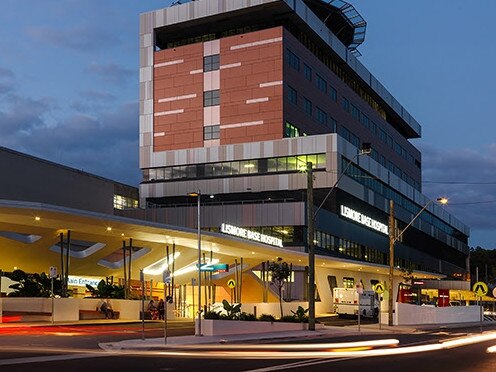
0, 322, 495, 371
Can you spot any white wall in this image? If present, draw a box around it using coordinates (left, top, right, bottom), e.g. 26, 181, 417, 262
394, 303, 480, 325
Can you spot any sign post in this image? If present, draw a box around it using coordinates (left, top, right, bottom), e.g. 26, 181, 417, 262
373, 283, 385, 329
163, 270, 171, 344
356, 283, 363, 332
49, 266, 57, 325
473, 281, 488, 333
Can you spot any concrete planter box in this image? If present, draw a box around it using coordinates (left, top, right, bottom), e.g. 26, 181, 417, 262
198, 319, 325, 336
0, 297, 79, 322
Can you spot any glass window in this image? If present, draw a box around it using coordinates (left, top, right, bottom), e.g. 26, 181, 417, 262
343, 277, 354, 289
317, 153, 326, 168
285, 122, 305, 137
277, 157, 287, 172
204, 90, 220, 107
149, 168, 157, 180
185, 165, 197, 178
230, 161, 240, 175
370, 120, 377, 134
304, 97, 312, 116
339, 126, 350, 142
304, 63, 312, 81
286, 156, 297, 171
267, 158, 278, 172
361, 114, 370, 129
287, 86, 297, 105
329, 86, 337, 102
329, 117, 337, 132
204, 164, 213, 177
240, 160, 257, 174
156, 168, 165, 180
342, 97, 350, 112
204, 125, 220, 140
351, 133, 360, 148
316, 107, 327, 125
351, 104, 360, 120
203, 54, 220, 72
316, 74, 327, 94
286, 49, 300, 71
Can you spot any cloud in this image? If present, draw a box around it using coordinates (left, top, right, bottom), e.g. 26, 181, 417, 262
0, 67, 15, 95
85, 62, 135, 86
27, 25, 120, 51
70, 90, 117, 113
0, 74, 140, 186
421, 143, 496, 234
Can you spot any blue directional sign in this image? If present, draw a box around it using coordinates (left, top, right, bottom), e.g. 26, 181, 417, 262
197, 263, 229, 272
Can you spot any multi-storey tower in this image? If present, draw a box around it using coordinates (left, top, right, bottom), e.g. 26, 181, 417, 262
137, 0, 469, 294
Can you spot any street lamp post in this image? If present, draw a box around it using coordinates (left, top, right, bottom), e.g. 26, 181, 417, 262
387, 197, 448, 326
188, 191, 202, 336
307, 143, 371, 331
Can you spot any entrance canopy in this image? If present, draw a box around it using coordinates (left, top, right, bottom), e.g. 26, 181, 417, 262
0, 200, 440, 285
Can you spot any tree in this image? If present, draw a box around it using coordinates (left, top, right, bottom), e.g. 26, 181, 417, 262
470, 246, 496, 285
268, 257, 291, 318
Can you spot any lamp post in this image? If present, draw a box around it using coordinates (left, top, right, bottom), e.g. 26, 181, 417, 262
188, 191, 202, 336
307, 143, 371, 331
387, 196, 448, 326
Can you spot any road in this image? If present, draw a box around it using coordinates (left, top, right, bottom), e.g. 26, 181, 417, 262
0, 322, 495, 371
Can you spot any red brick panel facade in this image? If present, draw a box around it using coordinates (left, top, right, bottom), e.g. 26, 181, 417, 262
220, 27, 284, 145
153, 43, 204, 152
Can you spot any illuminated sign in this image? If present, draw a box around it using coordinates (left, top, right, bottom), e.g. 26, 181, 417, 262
340, 205, 388, 235
68, 276, 103, 288
220, 223, 283, 247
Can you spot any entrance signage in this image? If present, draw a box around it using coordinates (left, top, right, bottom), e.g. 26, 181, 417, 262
198, 263, 229, 272
473, 281, 488, 296
373, 283, 385, 294
67, 275, 103, 287
340, 205, 388, 235
227, 279, 236, 289
220, 223, 283, 247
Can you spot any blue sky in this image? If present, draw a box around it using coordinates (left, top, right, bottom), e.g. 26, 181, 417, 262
0, 0, 495, 249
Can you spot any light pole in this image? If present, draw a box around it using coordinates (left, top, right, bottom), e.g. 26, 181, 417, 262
188, 191, 202, 336
387, 196, 448, 326
307, 143, 371, 330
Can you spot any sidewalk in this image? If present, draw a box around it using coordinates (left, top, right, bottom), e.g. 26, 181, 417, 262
99, 324, 414, 351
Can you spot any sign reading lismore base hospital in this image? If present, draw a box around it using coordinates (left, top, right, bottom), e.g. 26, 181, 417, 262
220, 223, 283, 248
340, 205, 389, 235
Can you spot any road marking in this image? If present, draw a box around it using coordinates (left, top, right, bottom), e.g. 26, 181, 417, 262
243, 357, 361, 372
0, 353, 111, 366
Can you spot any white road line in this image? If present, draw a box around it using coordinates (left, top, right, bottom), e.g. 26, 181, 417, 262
243, 357, 360, 372
0, 353, 111, 366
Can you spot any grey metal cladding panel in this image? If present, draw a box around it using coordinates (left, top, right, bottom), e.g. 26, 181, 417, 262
140, 12, 155, 35
155, 0, 279, 28
351, 55, 371, 84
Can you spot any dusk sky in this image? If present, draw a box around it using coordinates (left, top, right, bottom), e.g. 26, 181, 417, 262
1, 0, 495, 249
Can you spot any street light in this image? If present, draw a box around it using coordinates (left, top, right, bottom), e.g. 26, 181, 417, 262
387, 196, 448, 326
307, 143, 372, 331
188, 191, 202, 336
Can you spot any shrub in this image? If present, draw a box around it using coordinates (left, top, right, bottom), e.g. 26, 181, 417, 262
221, 299, 242, 320
280, 315, 298, 323
291, 306, 309, 322
204, 311, 222, 319
259, 314, 276, 322
239, 312, 257, 321
86, 279, 125, 299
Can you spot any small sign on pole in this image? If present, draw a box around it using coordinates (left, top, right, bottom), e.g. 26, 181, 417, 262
227, 279, 236, 289
49, 266, 58, 279
163, 270, 171, 284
